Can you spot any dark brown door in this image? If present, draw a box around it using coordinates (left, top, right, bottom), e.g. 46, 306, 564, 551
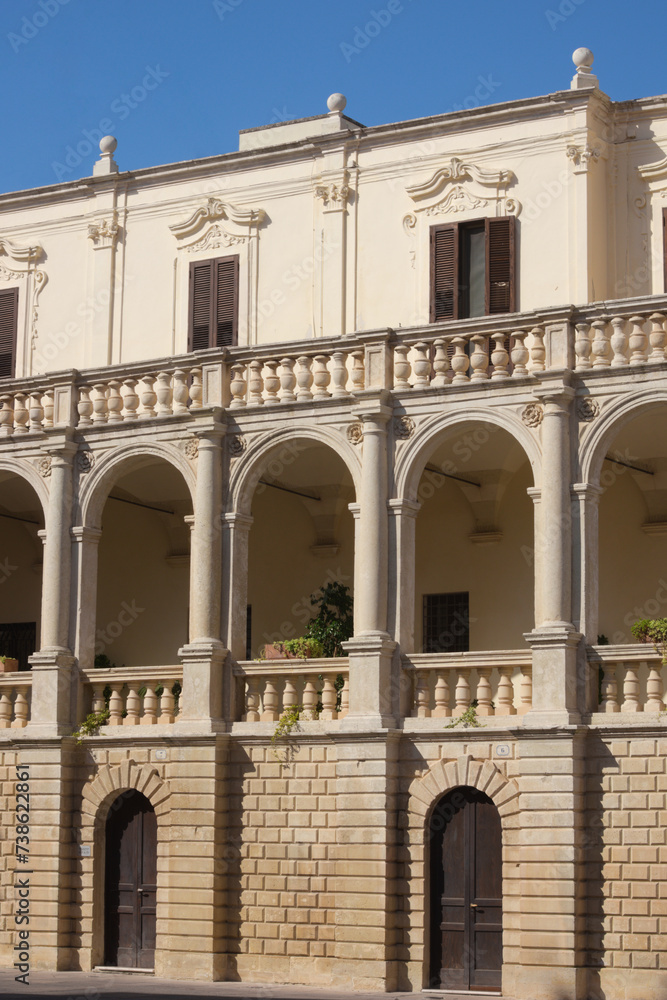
104, 791, 157, 969
429, 787, 502, 992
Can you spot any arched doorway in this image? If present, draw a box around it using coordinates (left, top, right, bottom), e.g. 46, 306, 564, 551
104, 791, 157, 969
429, 787, 502, 992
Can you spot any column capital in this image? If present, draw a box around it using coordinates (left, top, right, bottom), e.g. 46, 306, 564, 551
532, 372, 575, 409
71, 526, 103, 545
41, 434, 78, 464
526, 486, 542, 504
351, 389, 393, 424
348, 501, 361, 519
222, 511, 254, 531
387, 498, 421, 518
571, 482, 605, 503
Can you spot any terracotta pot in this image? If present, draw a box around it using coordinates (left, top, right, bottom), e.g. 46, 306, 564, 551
262, 644, 297, 660
0, 658, 20, 673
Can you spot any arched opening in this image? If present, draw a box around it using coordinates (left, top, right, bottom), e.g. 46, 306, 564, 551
0, 470, 45, 669
598, 407, 667, 645
95, 457, 193, 667
414, 422, 534, 653
245, 440, 355, 658
428, 786, 502, 992
104, 790, 157, 969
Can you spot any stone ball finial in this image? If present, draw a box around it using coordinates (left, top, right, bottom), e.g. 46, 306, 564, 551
99, 135, 118, 155
572, 47, 594, 70
327, 93, 347, 114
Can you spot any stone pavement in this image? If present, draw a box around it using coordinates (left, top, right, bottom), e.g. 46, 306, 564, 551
0, 968, 507, 1000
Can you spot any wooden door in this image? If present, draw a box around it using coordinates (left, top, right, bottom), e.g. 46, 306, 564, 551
429, 787, 502, 992
104, 791, 157, 969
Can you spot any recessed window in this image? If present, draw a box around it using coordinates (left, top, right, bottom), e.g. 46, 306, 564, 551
423, 592, 470, 653
430, 217, 515, 322
0, 287, 19, 378
188, 255, 239, 350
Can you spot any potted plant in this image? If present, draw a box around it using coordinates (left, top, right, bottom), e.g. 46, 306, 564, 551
262, 637, 323, 660
631, 618, 667, 662
303, 582, 353, 657
0, 655, 19, 673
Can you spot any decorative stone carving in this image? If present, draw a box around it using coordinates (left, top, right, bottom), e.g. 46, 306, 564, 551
87, 213, 120, 249
424, 186, 488, 216
77, 451, 95, 474
0, 238, 47, 356
0, 238, 42, 262
577, 397, 600, 422
521, 403, 544, 428
566, 144, 601, 171
169, 198, 266, 241
406, 156, 521, 217
183, 437, 199, 460
228, 434, 246, 457
393, 415, 415, 439
315, 181, 350, 211
185, 225, 245, 253
36, 457, 52, 478
347, 422, 363, 446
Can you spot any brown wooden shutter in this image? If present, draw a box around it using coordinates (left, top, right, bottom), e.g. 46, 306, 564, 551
430, 224, 458, 322
189, 260, 214, 351
486, 216, 515, 314
0, 287, 18, 379
663, 208, 667, 293
215, 256, 239, 347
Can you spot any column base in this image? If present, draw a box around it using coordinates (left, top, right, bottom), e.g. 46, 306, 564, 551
340, 633, 397, 728
524, 626, 583, 725
177, 640, 228, 727
27, 649, 77, 735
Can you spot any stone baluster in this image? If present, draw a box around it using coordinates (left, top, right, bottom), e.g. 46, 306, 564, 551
189, 368, 203, 409
645, 660, 664, 713
13, 394, 29, 434
413, 670, 430, 718
339, 676, 349, 717
172, 370, 190, 414
432, 339, 450, 387
510, 330, 529, 376
609, 316, 629, 366
450, 338, 470, 383
574, 323, 593, 370
648, 313, 667, 363
91, 684, 106, 714
158, 682, 176, 724
628, 315, 648, 365
121, 379, 140, 420
393, 345, 412, 390
246, 359, 265, 405
517, 665, 532, 715
106, 380, 123, 422
28, 391, 44, 432
12, 687, 29, 728
42, 390, 54, 429
124, 683, 141, 725
229, 363, 247, 408
621, 662, 641, 711
320, 675, 338, 720
0, 395, 14, 435
139, 376, 157, 418
599, 663, 619, 713
476, 668, 494, 715
350, 350, 365, 393
330, 352, 348, 397
452, 669, 471, 717
108, 683, 124, 725
261, 677, 280, 722
433, 670, 451, 717
283, 677, 297, 712
295, 356, 314, 402
0, 690, 12, 728
497, 667, 516, 715
278, 358, 296, 402
244, 679, 260, 722
469, 335, 489, 381
528, 326, 546, 372
155, 372, 173, 416
143, 682, 158, 724
412, 342, 431, 388
91, 383, 109, 423
591, 318, 611, 369
263, 360, 280, 405
490, 333, 510, 380
312, 355, 331, 398
302, 678, 318, 720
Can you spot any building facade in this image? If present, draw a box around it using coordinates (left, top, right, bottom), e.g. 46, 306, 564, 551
1, 49, 667, 998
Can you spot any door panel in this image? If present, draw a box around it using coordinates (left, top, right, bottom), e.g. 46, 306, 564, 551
430, 787, 502, 992
105, 791, 157, 969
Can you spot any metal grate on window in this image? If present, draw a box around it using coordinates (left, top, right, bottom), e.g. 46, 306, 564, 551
0, 622, 37, 671
422, 593, 469, 653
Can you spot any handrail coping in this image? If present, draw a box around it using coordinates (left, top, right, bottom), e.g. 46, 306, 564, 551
402, 649, 532, 670
234, 657, 349, 677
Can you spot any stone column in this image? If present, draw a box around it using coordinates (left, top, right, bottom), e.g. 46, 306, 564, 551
70, 525, 103, 724
525, 377, 582, 725
221, 512, 254, 661
571, 482, 604, 714
342, 390, 396, 728
29, 440, 77, 734
387, 498, 421, 720
178, 426, 227, 730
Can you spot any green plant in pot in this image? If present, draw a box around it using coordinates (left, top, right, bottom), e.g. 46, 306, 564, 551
631, 618, 667, 663
304, 581, 354, 657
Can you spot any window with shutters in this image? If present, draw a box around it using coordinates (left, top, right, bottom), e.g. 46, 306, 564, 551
430, 217, 515, 322
0, 287, 18, 379
423, 592, 470, 653
188, 255, 239, 351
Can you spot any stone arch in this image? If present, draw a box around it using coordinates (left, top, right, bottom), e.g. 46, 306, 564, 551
77, 759, 172, 971
580, 388, 667, 485
0, 455, 49, 517
78, 440, 196, 528
227, 423, 362, 516
395, 407, 541, 503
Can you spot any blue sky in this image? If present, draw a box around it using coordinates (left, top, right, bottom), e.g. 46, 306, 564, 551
0, 0, 665, 195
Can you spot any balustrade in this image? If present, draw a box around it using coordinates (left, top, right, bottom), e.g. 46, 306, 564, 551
592, 646, 665, 715
0, 676, 31, 729
76, 368, 203, 427
234, 659, 349, 723
81, 667, 182, 728
404, 651, 532, 719
228, 348, 363, 407
575, 312, 667, 372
